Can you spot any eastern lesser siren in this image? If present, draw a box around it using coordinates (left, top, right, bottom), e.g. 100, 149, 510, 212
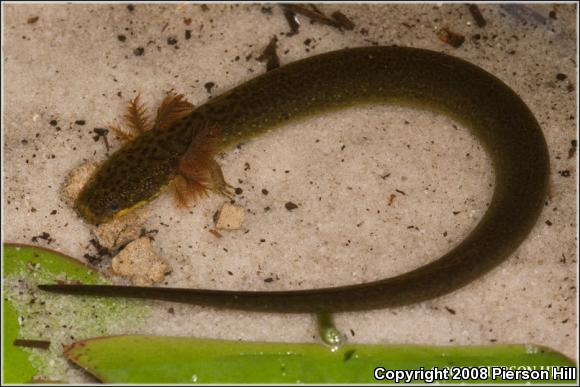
40, 46, 550, 313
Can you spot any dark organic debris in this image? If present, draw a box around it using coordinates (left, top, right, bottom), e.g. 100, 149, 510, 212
31, 232, 54, 244
140, 228, 159, 241
257, 36, 280, 72
445, 306, 457, 315
344, 349, 356, 361
83, 253, 102, 266
13, 339, 50, 350
90, 238, 112, 258
27, 16, 39, 24
93, 128, 110, 152
500, 4, 546, 25
84, 238, 113, 266
133, 47, 145, 56
437, 27, 465, 48
283, 8, 300, 36
330, 11, 355, 30
285, 201, 299, 211
280, 4, 355, 34
209, 229, 223, 238
204, 82, 215, 94
568, 140, 577, 159
468, 4, 487, 27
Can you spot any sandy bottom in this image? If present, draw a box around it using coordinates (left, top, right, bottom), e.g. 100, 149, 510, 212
3, 3, 577, 381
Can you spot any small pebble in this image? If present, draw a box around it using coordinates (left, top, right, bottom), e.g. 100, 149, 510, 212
215, 203, 245, 230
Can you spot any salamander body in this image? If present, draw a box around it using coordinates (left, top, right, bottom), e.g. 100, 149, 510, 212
43, 46, 549, 313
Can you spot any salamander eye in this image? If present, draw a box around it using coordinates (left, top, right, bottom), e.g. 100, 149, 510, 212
110, 202, 120, 212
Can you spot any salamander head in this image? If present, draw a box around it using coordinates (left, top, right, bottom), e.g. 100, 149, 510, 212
74, 170, 150, 225
74, 192, 122, 225
73, 147, 173, 225
74, 188, 151, 225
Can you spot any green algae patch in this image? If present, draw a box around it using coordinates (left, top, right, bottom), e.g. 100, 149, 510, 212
65, 335, 576, 384
3, 301, 36, 383
2, 244, 148, 383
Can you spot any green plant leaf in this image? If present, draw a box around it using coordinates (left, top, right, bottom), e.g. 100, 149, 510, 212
66, 335, 576, 384
3, 301, 36, 383
3, 243, 104, 282
4, 244, 576, 384
2, 243, 147, 383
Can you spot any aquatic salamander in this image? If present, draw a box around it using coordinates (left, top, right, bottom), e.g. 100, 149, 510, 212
40, 46, 549, 313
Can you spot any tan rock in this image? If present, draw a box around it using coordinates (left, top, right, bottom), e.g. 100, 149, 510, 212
215, 202, 245, 230
94, 208, 149, 250
110, 237, 170, 285
62, 161, 97, 204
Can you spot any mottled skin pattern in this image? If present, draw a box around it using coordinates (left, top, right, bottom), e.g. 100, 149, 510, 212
47, 46, 549, 313
76, 125, 192, 223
